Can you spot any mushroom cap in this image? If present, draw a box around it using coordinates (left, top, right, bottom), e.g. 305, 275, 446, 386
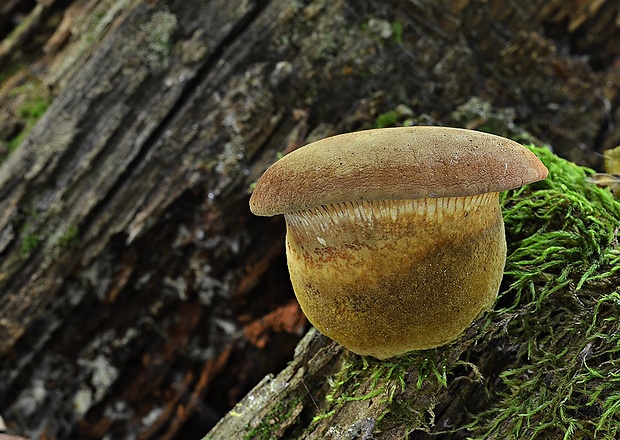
250, 126, 548, 216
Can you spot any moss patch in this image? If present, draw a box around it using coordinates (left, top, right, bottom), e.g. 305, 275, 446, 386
463, 146, 620, 439
2, 76, 52, 160
316, 146, 620, 438
20, 232, 42, 256
57, 225, 80, 251
244, 395, 305, 440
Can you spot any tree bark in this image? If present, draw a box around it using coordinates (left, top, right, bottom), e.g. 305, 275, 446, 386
0, 0, 618, 438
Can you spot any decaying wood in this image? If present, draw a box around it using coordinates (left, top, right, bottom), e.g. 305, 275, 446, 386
0, 0, 618, 438
205, 329, 346, 440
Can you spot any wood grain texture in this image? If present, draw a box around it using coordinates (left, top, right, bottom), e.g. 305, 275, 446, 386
0, 0, 618, 437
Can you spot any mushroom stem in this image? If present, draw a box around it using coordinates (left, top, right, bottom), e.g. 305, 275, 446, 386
285, 193, 505, 359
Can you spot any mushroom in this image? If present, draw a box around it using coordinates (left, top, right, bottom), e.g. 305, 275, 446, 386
250, 126, 548, 359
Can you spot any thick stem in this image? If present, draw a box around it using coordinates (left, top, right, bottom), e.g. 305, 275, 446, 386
285, 193, 506, 359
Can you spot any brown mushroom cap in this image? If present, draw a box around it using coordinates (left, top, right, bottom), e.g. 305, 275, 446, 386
250, 126, 548, 216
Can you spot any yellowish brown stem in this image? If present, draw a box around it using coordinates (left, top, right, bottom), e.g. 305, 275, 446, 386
285, 193, 506, 359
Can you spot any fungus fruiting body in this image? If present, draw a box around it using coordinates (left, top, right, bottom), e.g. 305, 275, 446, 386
250, 127, 548, 359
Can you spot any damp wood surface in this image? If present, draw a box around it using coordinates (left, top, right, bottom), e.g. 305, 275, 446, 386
0, 0, 619, 438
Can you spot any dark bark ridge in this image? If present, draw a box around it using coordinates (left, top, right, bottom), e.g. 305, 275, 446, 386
0, 0, 618, 438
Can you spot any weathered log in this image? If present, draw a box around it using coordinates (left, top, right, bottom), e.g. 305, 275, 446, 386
205, 146, 620, 439
0, 0, 618, 438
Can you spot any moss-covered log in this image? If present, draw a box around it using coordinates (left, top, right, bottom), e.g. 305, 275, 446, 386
0, 0, 618, 438
208, 147, 620, 439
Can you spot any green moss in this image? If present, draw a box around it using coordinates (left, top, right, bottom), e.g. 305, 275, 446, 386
244, 396, 304, 440
463, 147, 620, 439
7, 130, 28, 154
375, 110, 401, 128
363, 17, 403, 47
3, 80, 51, 159
20, 233, 41, 256
316, 146, 620, 438
18, 94, 50, 119
16, 209, 47, 258
391, 21, 403, 45
57, 225, 80, 250
311, 348, 457, 435
375, 105, 413, 128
